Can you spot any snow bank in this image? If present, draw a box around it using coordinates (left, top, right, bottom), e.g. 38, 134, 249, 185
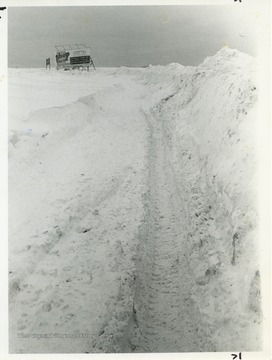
9, 73, 149, 353
134, 47, 261, 350
8, 67, 117, 130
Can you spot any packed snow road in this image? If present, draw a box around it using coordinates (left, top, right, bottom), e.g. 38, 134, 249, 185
122, 107, 214, 352
9, 48, 262, 353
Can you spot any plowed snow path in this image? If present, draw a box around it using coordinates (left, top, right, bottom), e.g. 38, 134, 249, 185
123, 108, 214, 352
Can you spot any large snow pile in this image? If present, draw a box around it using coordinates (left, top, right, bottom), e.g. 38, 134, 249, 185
9, 48, 261, 353
127, 48, 260, 351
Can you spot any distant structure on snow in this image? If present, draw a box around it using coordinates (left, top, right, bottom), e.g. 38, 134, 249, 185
55, 44, 96, 71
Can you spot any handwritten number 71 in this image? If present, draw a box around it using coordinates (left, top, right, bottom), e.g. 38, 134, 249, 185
231, 353, 242, 360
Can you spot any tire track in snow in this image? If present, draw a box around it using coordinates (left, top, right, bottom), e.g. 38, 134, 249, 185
122, 105, 214, 352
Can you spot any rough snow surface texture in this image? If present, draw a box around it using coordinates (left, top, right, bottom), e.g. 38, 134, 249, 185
9, 48, 261, 353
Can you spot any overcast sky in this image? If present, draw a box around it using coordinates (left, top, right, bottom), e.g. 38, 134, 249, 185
8, 6, 257, 68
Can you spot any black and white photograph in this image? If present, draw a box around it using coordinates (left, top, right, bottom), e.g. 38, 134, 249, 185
0, 0, 270, 357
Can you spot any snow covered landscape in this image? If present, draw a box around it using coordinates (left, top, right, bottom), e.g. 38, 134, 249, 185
9, 47, 262, 353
